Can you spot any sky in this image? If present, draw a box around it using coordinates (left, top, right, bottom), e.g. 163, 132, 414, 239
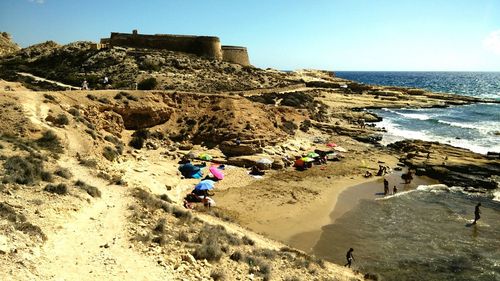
1, 0, 500, 71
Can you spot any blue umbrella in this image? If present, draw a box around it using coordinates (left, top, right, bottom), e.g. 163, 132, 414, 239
194, 180, 215, 191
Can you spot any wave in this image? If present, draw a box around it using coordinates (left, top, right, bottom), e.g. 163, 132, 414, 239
381, 108, 432, 120
375, 116, 500, 154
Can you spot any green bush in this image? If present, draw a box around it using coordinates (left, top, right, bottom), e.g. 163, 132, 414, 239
137, 77, 158, 90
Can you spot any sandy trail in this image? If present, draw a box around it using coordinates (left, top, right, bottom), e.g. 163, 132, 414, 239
20, 92, 173, 280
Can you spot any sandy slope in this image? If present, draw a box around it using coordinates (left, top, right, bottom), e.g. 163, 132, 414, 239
18, 92, 174, 280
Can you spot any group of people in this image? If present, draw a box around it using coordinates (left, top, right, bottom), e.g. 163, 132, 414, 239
81, 76, 109, 90
383, 178, 398, 195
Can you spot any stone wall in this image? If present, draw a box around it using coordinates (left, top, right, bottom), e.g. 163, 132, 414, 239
101, 30, 252, 65
222, 46, 250, 66
105, 31, 222, 60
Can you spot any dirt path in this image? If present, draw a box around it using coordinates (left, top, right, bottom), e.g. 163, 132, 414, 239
19, 92, 173, 280
17, 72, 80, 90
35, 166, 172, 281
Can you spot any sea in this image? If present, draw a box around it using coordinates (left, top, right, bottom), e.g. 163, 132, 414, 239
335, 71, 500, 155
310, 72, 500, 281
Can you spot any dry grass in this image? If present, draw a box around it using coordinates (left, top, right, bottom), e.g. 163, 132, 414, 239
2, 155, 44, 185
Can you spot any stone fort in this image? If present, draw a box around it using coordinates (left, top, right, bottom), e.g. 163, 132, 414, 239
99, 30, 250, 66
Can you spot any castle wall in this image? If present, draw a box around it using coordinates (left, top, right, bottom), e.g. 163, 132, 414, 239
221, 46, 250, 66
107, 32, 222, 60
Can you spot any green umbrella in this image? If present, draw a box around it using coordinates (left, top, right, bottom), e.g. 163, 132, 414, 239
198, 153, 213, 161
307, 152, 320, 158
301, 157, 314, 162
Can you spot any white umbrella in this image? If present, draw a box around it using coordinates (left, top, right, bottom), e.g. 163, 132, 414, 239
256, 158, 273, 165
334, 146, 348, 152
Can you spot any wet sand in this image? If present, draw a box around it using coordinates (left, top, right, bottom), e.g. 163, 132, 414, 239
288, 171, 438, 253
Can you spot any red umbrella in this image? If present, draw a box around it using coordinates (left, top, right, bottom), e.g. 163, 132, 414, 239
209, 166, 224, 180
326, 143, 338, 147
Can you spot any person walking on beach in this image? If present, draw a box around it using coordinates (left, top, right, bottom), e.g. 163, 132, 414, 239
383, 179, 389, 195
344, 248, 355, 268
393, 185, 398, 195
472, 203, 481, 224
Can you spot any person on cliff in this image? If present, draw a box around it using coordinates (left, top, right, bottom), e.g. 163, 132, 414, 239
344, 248, 355, 268
472, 203, 481, 224
383, 179, 389, 195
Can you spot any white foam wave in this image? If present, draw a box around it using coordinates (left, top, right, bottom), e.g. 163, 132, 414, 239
493, 190, 500, 202
376, 118, 500, 154
382, 108, 432, 120
438, 120, 500, 135
374, 189, 417, 200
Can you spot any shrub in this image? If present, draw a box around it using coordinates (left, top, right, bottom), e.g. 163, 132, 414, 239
137, 77, 158, 90
210, 269, 226, 281
152, 235, 168, 246
85, 129, 97, 140
193, 237, 223, 262
153, 218, 167, 233
54, 167, 72, 179
86, 94, 97, 101
98, 97, 111, 104
44, 183, 68, 195
14, 221, 47, 241
102, 146, 119, 161
159, 194, 173, 203
67, 107, 80, 117
41, 171, 53, 182
79, 157, 98, 168
242, 236, 255, 246
36, 130, 63, 154
300, 119, 312, 132
129, 136, 144, 149
75, 180, 101, 198
3, 156, 43, 184
53, 113, 69, 126
230, 250, 243, 262
177, 231, 190, 242
43, 94, 56, 101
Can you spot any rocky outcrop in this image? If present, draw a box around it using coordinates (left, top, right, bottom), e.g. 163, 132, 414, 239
0, 32, 20, 57
389, 140, 500, 189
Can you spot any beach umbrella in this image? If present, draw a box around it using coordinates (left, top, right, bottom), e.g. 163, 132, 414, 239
334, 146, 348, 152
209, 166, 224, 180
307, 152, 320, 158
194, 179, 215, 191
301, 157, 314, 162
256, 158, 273, 165
326, 143, 337, 147
198, 153, 213, 161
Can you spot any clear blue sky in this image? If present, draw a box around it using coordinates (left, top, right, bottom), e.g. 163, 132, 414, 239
1, 0, 499, 71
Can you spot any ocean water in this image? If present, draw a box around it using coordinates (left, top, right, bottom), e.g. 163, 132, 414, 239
313, 185, 500, 281
335, 71, 500, 154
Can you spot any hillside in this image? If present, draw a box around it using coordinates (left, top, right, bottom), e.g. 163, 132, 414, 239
0, 32, 20, 57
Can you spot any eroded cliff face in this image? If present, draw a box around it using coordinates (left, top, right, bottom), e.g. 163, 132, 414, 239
389, 140, 500, 189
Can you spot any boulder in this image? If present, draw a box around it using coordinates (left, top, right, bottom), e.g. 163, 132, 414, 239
220, 142, 261, 157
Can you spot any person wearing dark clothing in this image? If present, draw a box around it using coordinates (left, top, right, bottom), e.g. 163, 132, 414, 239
383, 179, 389, 195
473, 203, 481, 224
393, 185, 398, 195
344, 248, 355, 268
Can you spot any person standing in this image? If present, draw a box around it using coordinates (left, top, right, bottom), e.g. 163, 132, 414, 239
344, 248, 355, 268
393, 185, 398, 195
81, 80, 89, 90
383, 179, 389, 195
473, 203, 481, 224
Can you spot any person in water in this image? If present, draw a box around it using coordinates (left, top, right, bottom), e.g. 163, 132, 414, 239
383, 179, 389, 195
344, 248, 355, 268
473, 203, 481, 224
